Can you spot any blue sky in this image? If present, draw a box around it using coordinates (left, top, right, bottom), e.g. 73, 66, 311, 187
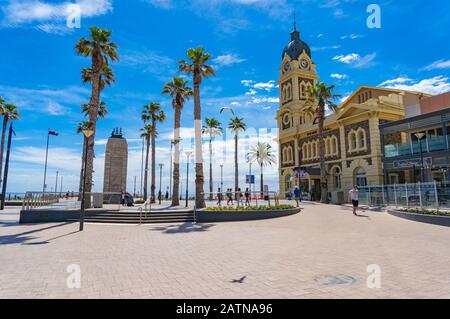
0, 0, 449, 194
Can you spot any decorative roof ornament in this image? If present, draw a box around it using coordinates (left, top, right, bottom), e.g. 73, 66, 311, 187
111, 127, 124, 138
281, 14, 311, 61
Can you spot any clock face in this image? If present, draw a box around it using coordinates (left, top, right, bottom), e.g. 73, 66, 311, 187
300, 59, 309, 69
283, 63, 291, 73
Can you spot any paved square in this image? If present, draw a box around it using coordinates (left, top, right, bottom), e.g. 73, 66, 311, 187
1, 203, 450, 299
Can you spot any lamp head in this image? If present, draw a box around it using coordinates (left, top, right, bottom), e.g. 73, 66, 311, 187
414, 132, 425, 140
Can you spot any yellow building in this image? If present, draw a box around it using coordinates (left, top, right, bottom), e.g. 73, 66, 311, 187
277, 25, 430, 200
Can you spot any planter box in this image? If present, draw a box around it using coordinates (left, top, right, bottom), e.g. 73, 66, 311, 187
388, 209, 450, 228
196, 207, 302, 223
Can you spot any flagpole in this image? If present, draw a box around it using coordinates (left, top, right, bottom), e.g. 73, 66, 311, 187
42, 130, 50, 194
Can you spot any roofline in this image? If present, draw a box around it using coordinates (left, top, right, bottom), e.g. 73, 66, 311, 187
339, 85, 433, 108
380, 107, 450, 130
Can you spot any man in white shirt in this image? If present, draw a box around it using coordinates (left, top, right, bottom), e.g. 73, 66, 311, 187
348, 186, 360, 216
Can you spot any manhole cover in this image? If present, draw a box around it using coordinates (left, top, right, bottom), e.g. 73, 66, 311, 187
316, 275, 357, 286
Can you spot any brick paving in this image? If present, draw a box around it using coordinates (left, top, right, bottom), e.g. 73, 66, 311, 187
1, 203, 450, 299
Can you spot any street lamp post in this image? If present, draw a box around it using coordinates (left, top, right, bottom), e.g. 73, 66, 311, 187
43, 129, 59, 194
55, 171, 59, 196
158, 163, 164, 205
79, 128, 95, 232
185, 151, 192, 208
415, 132, 426, 183
220, 164, 224, 191
140, 137, 144, 199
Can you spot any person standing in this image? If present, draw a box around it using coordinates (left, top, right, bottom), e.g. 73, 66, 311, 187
293, 186, 301, 208
245, 188, 251, 207
236, 188, 243, 207
217, 188, 223, 207
226, 189, 233, 206
348, 185, 360, 216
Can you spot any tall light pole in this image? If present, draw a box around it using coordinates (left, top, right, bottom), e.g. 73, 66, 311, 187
0, 123, 15, 210
185, 150, 192, 208
158, 163, 164, 205
43, 129, 59, 194
54, 171, 59, 196
79, 128, 95, 232
169, 139, 177, 200
415, 132, 426, 183
60, 175, 63, 197
220, 164, 224, 191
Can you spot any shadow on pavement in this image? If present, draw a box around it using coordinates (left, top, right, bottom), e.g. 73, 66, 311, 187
0, 222, 75, 245
149, 222, 215, 234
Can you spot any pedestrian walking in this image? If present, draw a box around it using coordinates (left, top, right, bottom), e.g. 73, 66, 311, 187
294, 186, 301, 207
217, 188, 223, 207
245, 188, 251, 206
348, 185, 360, 216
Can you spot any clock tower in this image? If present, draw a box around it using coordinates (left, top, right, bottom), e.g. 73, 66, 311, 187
277, 21, 319, 195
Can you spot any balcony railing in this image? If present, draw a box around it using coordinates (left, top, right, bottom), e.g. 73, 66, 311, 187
384, 136, 448, 158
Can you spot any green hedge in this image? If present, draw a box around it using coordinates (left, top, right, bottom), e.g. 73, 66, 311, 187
399, 208, 450, 217
205, 205, 295, 212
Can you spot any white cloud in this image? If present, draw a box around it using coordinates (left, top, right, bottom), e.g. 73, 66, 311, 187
246, 89, 257, 96
213, 54, 246, 68
241, 80, 255, 87
250, 97, 279, 104
47, 102, 67, 116
340, 34, 364, 40
379, 76, 450, 95
423, 59, 450, 71
333, 53, 376, 68
379, 77, 412, 86
120, 50, 175, 80
2, 0, 112, 25
331, 73, 348, 79
253, 80, 277, 92
311, 45, 341, 52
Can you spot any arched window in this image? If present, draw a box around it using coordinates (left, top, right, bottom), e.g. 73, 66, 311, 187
325, 138, 330, 156
332, 166, 342, 190
357, 129, 366, 149
286, 175, 292, 191
332, 136, 338, 155
301, 84, 306, 98
349, 131, 357, 151
355, 167, 367, 187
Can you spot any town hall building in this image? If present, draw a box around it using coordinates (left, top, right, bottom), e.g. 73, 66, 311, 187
277, 24, 431, 200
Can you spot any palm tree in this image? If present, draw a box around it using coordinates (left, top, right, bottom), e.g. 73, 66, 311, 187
81, 65, 115, 92
78, 102, 108, 197
0, 101, 19, 187
140, 124, 153, 202
202, 118, 223, 199
142, 102, 165, 204
247, 142, 277, 197
306, 82, 340, 203
162, 77, 193, 206
228, 117, 247, 193
179, 47, 215, 209
75, 26, 118, 203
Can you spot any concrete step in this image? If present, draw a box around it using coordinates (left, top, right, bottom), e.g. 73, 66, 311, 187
83, 218, 195, 224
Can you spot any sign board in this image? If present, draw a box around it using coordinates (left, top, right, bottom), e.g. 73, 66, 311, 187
293, 168, 310, 179
246, 175, 255, 184
393, 157, 432, 169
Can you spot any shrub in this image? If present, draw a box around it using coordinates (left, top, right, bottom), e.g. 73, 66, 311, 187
399, 208, 450, 217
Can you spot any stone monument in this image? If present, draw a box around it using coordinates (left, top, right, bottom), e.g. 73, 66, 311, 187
103, 128, 128, 203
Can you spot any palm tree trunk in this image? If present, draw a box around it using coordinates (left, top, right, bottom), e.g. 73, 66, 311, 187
234, 133, 239, 192
151, 123, 156, 204
0, 116, 8, 188
318, 103, 328, 203
78, 138, 86, 200
193, 80, 205, 209
143, 138, 150, 201
84, 58, 102, 207
171, 107, 181, 206
260, 164, 264, 197
209, 137, 213, 200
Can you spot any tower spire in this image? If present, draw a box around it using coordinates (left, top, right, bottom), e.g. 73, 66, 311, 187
294, 11, 297, 31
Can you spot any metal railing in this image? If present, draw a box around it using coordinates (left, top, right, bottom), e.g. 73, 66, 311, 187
21, 191, 123, 212
358, 181, 450, 209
